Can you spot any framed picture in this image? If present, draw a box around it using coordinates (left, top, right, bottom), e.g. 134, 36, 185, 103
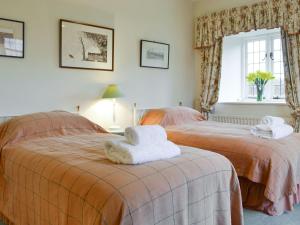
0, 18, 24, 58
140, 40, 170, 69
60, 19, 114, 71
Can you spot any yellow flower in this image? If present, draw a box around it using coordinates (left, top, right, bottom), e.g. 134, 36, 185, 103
246, 71, 275, 83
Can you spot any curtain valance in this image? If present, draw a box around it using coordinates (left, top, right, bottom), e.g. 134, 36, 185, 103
195, 0, 300, 48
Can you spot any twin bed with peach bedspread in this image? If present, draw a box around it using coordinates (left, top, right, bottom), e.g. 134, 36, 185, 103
140, 107, 300, 215
0, 111, 243, 225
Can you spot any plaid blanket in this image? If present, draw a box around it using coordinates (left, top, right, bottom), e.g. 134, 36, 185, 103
166, 121, 300, 210
0, 133, 243, 225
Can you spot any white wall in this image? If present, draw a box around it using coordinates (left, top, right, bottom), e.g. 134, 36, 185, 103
0, 0, 195, 129
193, 0, 291, 119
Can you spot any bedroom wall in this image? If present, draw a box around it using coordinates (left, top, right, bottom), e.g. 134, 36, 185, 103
0, 0, 195, 129
193, 0, 290, 119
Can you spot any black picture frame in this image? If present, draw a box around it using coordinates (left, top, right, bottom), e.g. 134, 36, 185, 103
140, 40, 170, 69
59, 19, 115, 71
0, 18, 25, 58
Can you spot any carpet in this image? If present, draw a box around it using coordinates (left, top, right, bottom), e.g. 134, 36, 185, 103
244, 205, 300, 225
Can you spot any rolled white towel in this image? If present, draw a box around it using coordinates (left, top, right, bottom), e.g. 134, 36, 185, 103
261, 116, 285, 126
125, 125, 167, 146
105, 140, 181, 164
251, 124, 294, 139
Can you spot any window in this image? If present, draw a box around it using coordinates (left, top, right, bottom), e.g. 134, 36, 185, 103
219, 28, 285, 103
246, 39, 267, 98
245, 34, 284, 100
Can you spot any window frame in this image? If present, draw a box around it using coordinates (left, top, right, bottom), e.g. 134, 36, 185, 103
243, 36, 269, 99
270, 36, 285, 99
242, 30, 285, 102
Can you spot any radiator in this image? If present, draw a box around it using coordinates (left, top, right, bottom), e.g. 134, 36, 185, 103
209, 115, 262, 126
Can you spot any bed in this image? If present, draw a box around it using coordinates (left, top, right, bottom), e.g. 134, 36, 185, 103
139, 106, 300, 216
0, 111, 243, 225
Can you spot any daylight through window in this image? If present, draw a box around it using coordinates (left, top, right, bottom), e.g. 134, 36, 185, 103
219, 28, 285, 103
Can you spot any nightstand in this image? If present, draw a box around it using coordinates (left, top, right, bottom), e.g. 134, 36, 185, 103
108, 128, 125, 136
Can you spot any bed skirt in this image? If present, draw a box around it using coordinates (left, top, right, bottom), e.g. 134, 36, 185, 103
240, 177, 300, 215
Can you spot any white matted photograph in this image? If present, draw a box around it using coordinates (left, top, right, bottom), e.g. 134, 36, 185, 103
60, 19, 114, 71
140, 40, 170, 69
0, 18, 24, 58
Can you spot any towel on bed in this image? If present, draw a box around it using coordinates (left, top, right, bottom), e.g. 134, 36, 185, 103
104, 140, 181, 164
261, 116, 285, 126
125, 125, 167, 146
251, 124, 293, 139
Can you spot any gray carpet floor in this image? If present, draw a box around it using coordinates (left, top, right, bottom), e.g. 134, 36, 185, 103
1, 206, 299, 225
244, 205, 300, 225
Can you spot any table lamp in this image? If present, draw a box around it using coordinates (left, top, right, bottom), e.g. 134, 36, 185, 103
102, 84, 124, 131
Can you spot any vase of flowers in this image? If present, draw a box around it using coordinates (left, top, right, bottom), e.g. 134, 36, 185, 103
246, 71, 275, 102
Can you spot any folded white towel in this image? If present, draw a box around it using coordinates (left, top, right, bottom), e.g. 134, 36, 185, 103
251, 124, 293, 139
105, 140, 181, 164
125, 125, 167, 146
261, 116, 285, 126
255, 124, 272, 131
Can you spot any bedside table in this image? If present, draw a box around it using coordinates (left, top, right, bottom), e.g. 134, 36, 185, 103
108, 128, 125, 136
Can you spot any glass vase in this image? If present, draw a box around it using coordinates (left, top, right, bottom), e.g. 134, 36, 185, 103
256, 86, 264, 102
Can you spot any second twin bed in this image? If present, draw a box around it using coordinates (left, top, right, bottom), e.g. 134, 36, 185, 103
140, 106, 300, 216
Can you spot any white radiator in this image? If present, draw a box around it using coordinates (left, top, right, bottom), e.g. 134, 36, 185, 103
209, 115, 262, 126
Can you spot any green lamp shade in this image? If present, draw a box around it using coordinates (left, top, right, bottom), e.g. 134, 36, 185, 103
102, 84, 124, 99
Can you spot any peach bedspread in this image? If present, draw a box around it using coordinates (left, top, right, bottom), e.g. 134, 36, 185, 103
166, 121, 300, 215
0, 133, 243, 225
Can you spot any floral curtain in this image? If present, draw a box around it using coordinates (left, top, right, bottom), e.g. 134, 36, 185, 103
195, 0, 300, 49
195, 0, 300, 128
199, 39, 223, 118
281, 30, 300, 132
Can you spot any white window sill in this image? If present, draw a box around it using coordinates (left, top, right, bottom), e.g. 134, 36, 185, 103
218, 100, 287, 106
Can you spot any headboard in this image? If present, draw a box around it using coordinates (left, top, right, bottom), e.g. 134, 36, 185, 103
133, 107, 150, 126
